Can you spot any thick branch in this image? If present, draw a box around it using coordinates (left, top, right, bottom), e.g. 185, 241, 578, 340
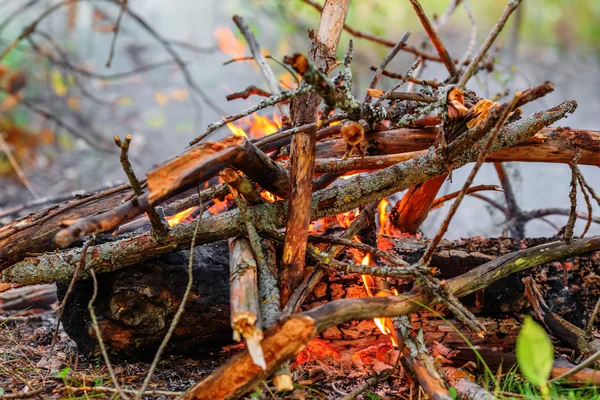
3, 102, 576, 282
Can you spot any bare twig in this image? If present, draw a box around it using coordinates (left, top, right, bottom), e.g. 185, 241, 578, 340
49, 237, 94, 354
233, 15, 290, 123
190, 85, 309, 146
564, 152, 582, 243
0, 132, 39, 198
88, 269, 128, 400
410, 0, 457, 77
494, 162, 524, 238
226, 85, 271, 101
577, 170, 593, 238
458, 0, 523, 87
299, 0, 447, 63
369, 65, 441, 87
105, 0, 127, 67
431, 185, 503, 210
421, 92, 521, 265
459, 0, 478, 67
586, 297, 600, 338
375, 59, 421, 105
364, 30, 411, 103
115, 135, 167, 237
134, 214, 202, 399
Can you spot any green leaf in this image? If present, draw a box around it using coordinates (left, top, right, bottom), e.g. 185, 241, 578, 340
365, 393, 382, 400
55, 367, 71, 379
516, 316, 554, 388
448, 386, 458, 399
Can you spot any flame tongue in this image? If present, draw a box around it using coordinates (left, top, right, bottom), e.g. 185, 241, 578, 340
360, 253, 399, 347
165, 206, 197, 227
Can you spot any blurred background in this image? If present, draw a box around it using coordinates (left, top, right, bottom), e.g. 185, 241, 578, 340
0, 0, 598, 238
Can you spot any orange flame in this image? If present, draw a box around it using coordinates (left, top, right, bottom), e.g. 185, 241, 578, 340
214, 27, 246, 58
165, 207, 197, 227
207, 196, 230, 215
226, 121, 248, 139
261, 190, 276, 203
377, 198, 391, 235
225, 113, 281, 139
336, 208, 359, 228
359, 253, 398, 347
249, 114, 279, 138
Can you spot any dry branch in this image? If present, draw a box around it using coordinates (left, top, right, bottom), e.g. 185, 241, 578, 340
147, 136, 290, 202
228, 236, 265, 369
410, 0, 457, 77
233, 15, 290, 124
280, 0, 350, 306
182, 236, 600, 399
523, 276, 600, 358
3, 101, 577, 283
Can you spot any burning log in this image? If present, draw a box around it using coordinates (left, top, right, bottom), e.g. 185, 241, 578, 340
183, 236, 600, 399
1, 100, 577, 285
55, 236, 598, 367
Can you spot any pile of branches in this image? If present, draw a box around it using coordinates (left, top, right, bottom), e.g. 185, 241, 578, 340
1, 0, 600, 399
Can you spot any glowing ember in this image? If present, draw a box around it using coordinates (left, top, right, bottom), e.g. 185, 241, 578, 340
165, 206, 197, 227
336, 208, 359, 228
214, 27, 246, 59
340, 173, 359, 180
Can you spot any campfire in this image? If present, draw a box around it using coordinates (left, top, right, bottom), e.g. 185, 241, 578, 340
2, 1, 600, 400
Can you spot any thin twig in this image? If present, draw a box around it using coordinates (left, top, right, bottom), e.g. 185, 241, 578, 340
88, 269, 129, 400
586, 297, 600, 338
421, 92, 521, 265
226, 85, 271, 101
135, 210, 202, 399
299, 0, 446, 63
364, 31, 411, 103
458, 0, 523, 87
431, 185, 503, 210
549, 348, 600, 383
459, 0, 477, 67
577, 170, 593, 238
578, 170, 600, 208
410, 0, 457, 77
105, 0, 127, 67
49, 237, 94, 354
375, 59, 421, 106
233, 15, 290, 123
369, 65, 441, 87
564, 152, 582, 243
190, 85, 309, 145
115, 135, 167, 236
0, 132, 39, 198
